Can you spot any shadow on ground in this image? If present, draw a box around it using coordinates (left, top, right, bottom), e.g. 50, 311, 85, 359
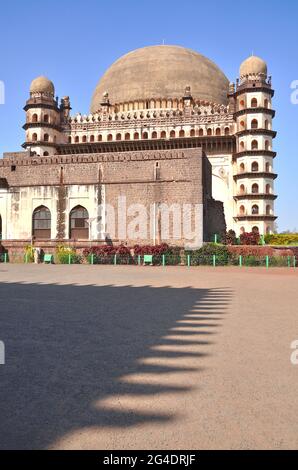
0, 280, 232, 449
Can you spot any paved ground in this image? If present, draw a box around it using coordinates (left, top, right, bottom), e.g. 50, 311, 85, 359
0, 264, 297, 450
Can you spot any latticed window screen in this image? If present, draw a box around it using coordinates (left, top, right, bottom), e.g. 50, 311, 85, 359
70, 207, 88, 228
33, 207, 51, 229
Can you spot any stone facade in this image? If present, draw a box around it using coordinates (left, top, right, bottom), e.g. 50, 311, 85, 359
0, 46, 277, 250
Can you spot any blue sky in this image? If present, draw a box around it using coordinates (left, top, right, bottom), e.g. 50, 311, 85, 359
0, 0, 297, 231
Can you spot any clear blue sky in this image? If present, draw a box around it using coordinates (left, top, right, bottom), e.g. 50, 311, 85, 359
0, 0, 297, 231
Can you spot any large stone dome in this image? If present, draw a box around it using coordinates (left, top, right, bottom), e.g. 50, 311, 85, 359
90, 45, 229, 112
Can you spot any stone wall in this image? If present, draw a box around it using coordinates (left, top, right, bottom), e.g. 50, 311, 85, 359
0, 147, 224, 248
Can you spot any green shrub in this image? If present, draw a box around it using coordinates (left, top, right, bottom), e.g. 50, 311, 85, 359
187, 243, 230, 266
56, 244, 81, 264
24, 244, 34, 263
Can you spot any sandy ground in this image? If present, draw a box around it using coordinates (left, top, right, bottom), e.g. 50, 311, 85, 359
0, 264, 297, 450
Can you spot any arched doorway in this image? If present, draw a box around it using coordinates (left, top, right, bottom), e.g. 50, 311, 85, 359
32, 206, 51, 239
69, 205, 89, 240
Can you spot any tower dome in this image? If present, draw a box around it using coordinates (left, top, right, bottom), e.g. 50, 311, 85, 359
90, 45, 229, 112
240, 56, 267, 78
30, 76, 55, 95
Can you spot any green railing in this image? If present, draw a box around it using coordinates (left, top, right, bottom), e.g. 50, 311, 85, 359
0, 251, 297, 268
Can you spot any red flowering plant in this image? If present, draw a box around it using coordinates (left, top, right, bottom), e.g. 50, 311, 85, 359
133, 244, 181, 265
83, 244, 132, 264
239, 231, 260, 246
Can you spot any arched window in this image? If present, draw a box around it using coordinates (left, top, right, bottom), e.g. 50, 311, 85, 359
215, 128, 221, 136
44, 133, 49, 142
225, 127, 230, 136
251, 161, 259, 172
265, 140, 270, 151
266, 205, 271, 215
152, 131, 157, 139
240, 120, 245, 130
240, 163, 245, 173
69, 205, 89, 240
252, 183, 259, 194
239, 141, 245, 151
82, 135, 87, 143
32, 113, 38, 123
32, 206, 51, 239
75, 136, 79, 143
190, 129, 196, 137
98, 134, 102, 142
264, 120, 269, 130
239, 184, 245, 195
239, 99, 245, 109
252, 226, 259, 233
161, 131, 166, 138
44, 114, 49, 123
266, 183, 271, 194
264, 98, 269, 109
199, 128, 204, 136
239, 205, 245, 215
251, 98, 258, 108
116, 133, 122, 141
107, 134, 113, 141
32, 133, 38, 142
170, 130, 176, 138
207, 128, 212, 136
252, 205, 259, 215
43, 151, 49, 156
142, 132, 148, 139
90, 135, 95, 142
125, 133, 130, 140
179, 129, 185, 137
251, 140, 258, 150
251, 119, 258, 129
134, 132, 139, 140
68, 136, 72, 144
240, 226, 245, 234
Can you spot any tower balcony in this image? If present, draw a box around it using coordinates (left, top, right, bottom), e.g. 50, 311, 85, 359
23, 122, 62, 132
235, 129, 276, 138
233, 150, 276, 160
234, 214, 277, 222
22, 141, 58, 149
234, 108, 275, 118
233, 171, 277, 181
234, 193, 277, 201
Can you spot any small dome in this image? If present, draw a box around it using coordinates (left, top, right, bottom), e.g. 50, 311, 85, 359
240, 56, 267, 78
30, 76, 55, 95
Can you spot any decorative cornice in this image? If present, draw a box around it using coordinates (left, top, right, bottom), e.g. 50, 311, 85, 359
234, 108, 275, 118
234, 215, 277, 221
56, 136, 235, 155
233, 172, 278, 181
233, 150, 276, 159
23, 122, 62, 132
233, 193, 277, 201
236, 129, 277, 138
